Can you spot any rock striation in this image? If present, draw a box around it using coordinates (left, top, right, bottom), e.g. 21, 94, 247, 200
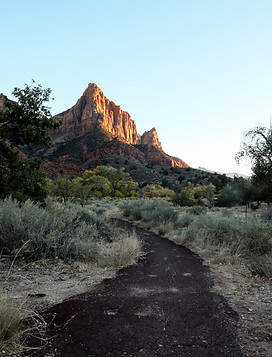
51, 84, 168, 151
51, 83, 141, 145
45, 83, 189, 171
141, 127, 162, 150
1, 83, 189, 174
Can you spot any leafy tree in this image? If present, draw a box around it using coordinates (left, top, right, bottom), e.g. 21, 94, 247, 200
71, 166, 138, 201
211, 173, 229, 192
0, 81, 61, 201
52, 176, 75, 203
173, 182, 215, 206
217, 184, 242, 207
236, 125, 272, 202
217, 177, 263, 209
88, 166, 133, 197
142, 184, 174, 198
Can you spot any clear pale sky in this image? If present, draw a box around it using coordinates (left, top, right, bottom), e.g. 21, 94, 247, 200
2, 0, 272, 175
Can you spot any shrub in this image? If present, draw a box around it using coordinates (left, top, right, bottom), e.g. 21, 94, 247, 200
120, 199, 272, 277
186, 206, 208, 215
120, 199, 179, 225
179, 214, 272, 277
175, 213, 195, 228
0, 197, 115, 262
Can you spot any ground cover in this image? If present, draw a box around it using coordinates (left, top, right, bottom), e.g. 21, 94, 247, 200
119, 199, 272, 356
0, 198, 141, 356
0, 198, 271, 356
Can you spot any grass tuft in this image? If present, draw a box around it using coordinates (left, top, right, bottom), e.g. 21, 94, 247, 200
96, 232, 142, 267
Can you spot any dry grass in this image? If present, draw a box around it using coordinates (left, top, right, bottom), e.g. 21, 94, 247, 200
97, 231, 143, 267
0, 294, 46, 356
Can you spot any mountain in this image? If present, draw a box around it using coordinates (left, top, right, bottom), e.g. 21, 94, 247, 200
37, 83, 189, 176
1, 84, 189, 177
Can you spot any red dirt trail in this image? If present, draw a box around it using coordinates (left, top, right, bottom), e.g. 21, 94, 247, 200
29, 219, 242, 357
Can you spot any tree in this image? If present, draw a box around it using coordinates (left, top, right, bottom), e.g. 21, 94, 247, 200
142, 184, 174, 198
72, 166, 138, 201
236, 125, 272, 201
172, 182, 215, 207
84, 166, 134, 197
0, 81, 61, 201
53, 176, 75, 203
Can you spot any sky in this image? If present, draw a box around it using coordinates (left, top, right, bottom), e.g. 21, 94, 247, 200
2, 0, 272, 176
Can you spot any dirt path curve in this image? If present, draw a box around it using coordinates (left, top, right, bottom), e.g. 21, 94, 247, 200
31, 219, 242, 357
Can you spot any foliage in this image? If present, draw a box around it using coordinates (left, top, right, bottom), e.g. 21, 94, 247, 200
217, 177, 262, 207
186, 206, 208, 215
217, 184, 243, 207
0, 197, 114, 262
0, 81, 61, 201
96, 232, 142, 267
120, 199, 178, 225
51, 176, 75, 203
211, 173, 229, 192
49, 166, 139, 203
120, 199, 272, 277
142, 184, 174, 198
0, 295, 46, 356
1, 157, 48, 202
173, 182, 215, 207
236, 125, 272, 201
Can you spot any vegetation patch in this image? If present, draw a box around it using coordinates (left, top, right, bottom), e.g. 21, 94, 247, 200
120, 198, 272, 278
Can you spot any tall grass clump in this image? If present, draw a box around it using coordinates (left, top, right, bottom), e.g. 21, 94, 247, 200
96, 231, 142, 267
0, 197, 116, 263
0, 296, 46, 355
178, 214, 272, 277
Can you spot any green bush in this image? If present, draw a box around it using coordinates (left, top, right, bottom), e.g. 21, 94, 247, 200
120, 199, 178, 225
175, 213, 195, 228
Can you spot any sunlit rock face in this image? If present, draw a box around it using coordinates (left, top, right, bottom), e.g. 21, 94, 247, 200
19, 83, 190, 174
141, 127, 162, 150
51, 83, 141, 145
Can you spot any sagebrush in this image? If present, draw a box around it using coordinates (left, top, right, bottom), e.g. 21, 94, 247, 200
120, 198, 272, 277
0, 197, 142, 266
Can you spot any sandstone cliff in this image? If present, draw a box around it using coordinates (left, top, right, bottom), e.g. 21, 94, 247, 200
51, 84, 167, 150
1, 83, 189, 173
51, 83, 141, 145
44, 83, 189, 171
141, 127, 162, 150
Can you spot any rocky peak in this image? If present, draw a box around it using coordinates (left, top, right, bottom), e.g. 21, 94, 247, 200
51, 83, 141, 145
0, 93, 6, 111
141, 127, 162, 150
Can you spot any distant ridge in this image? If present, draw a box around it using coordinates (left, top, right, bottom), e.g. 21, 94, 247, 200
198, 167, 249, 179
